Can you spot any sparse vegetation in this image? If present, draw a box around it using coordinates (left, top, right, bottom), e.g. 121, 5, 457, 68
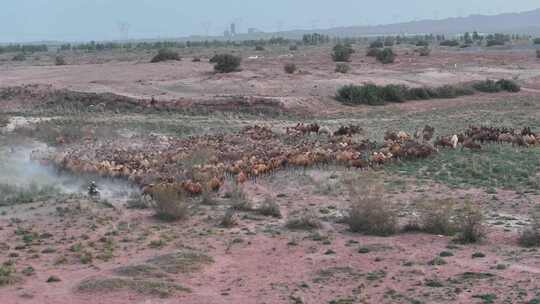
148, 186, 189, 221
284, 63, 297, 74
369, 41, 384, 49
335, 63, 350, 74
212, 54, 241, 73
55, 55, 66, 66
440, 40, 460, 47
519, 207, 540, 247
332, 43, 354, 62
0, 183, 61, 206
0, 264, 17, 286
150, 48, 181, 63
336, 79, 519, 106
256, 197, 281, 218
12, 53, 26, 61
416, 199, 456, 235
345, 176, 397, 236
375, 48, 395, 64
454, 201, 485, 244
286, 209, 322, 230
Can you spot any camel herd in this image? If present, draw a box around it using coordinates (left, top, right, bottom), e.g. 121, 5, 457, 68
42, 123, 539, 197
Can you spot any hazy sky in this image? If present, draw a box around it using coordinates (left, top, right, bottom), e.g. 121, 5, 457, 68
1, 0, 539, 42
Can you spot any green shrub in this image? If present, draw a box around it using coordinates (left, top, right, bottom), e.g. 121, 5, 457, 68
533, 38, 540, 45
284, 63, 297, 74
213, 54, 241, 73
151, 48, 180, 63
332, 43, 355, 62
0, 264, 17, 286
380, 84, 408, 102
473, 79, 502, 93
369, 41, 384, 49
336, 84, 384, 106
417, 47, 431, 56
289, 45, 298, 51
366, 48, 380, 57
496, 79, 520, 92
376, 48, 395, 64
440, 40, 460, 47
335, 63, 350, 74
416, 40, 429, 47
406, 87, 432, 100
383, 38, 394, 47
12, 53, 26, 61
486, 39, 505, 47
255, 45, 265, 51
55, 55, 67, 66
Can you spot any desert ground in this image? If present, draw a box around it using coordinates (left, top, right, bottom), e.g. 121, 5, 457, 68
0, 43, 539, 304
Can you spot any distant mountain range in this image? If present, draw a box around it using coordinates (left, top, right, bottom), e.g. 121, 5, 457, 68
204, 8, 540, 41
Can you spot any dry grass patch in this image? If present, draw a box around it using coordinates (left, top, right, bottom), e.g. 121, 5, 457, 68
519, 207, 540, 247
146, 250, 213, 274
345, 175, 397, 236
149, 186, 190, 221
77, 276, 189, 298
286, 209, 322, 230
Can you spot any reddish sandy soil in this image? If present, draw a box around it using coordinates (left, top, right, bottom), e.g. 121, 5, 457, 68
0, 46, 540, 304
2, 47, 540, 114
0, 171, 539, 304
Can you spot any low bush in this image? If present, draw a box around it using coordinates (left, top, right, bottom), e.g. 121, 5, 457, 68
289, 45, 298, 51
55, 55, 67, 66
533, 38, 540, 45
440, 40, 460, 47
149, 186, 189, 221
473, 79, 502, 93
212, 54, 241, 73
473, 79, 521, 93
336, 84, 384, 106
376, 48, 395, 64
332, 43, 355, 62
417, 47, 431, 56
454, 201, 485, 243
416, 40, 429, 47
537, 50, 540, 59
0, 264, 17, 286
518, 207, 540, 247
335, 63, 350, 74
255, 45, 265, 51
486, 39, 505, 47
284, 63, 297, 74
286, 209, 322, 230
151, 48, 180, 63
345, 176, 397, 236
257, 197, 281, 218
416, 199, 456, 235
366, 48, 380, 57
336, 79, 516, 106
12, 53, 26, 61
496, 79, 521, 92
126, 193, 148, 209
369, 41, 384, 49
